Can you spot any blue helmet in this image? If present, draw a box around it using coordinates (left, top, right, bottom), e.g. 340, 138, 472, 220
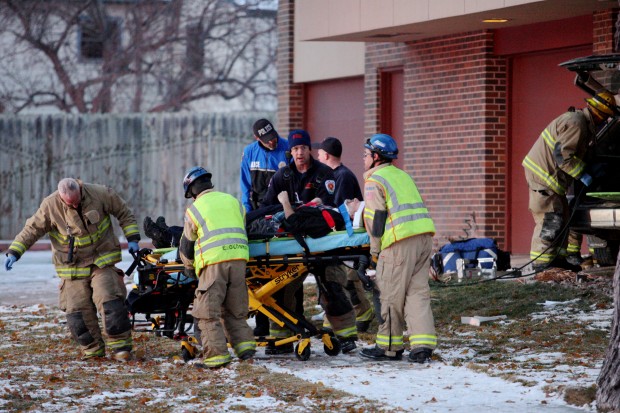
364, 134, 398, 159
183, 166, 211, 198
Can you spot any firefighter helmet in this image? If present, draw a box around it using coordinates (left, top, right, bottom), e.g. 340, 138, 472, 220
183, 166, 211, 198
585, 90, 618, 119
364, 134, 398, 159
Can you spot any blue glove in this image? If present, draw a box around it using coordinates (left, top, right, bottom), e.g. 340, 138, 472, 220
580, 173, 593, 187
128, 241, 140, 254
4, 255, 17, 271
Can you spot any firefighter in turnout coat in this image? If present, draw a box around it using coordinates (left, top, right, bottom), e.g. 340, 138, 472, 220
359, 134, 437, 364
522, 91, 618, 271
4, 178, 140, 361
179, 167, 256, 368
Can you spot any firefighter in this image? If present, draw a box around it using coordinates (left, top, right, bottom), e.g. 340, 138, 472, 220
4, 178, 140, 361
359, 134, 437, 363
261, 129, 358, 354
179, 166, 256, 368
316, 136, 374, 333
522, 90, 618, 271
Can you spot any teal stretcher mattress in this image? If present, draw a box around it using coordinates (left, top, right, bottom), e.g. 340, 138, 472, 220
248, 228, 369, 257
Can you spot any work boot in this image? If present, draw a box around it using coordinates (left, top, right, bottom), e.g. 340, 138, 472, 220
566, 254, 584, 266
265, 343, 294, 355
533, 256, 581, 273
408, 347, 433, 364
359, 345, 403, 361
112, 348, 132, 362
81, 348, 105, 360
143, 216, 172, 248
356, 319, 371, 333
340, 337, 357, 354
238, 350, 256, 361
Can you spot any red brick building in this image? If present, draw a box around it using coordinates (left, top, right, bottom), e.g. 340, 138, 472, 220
276, 0, 618, 254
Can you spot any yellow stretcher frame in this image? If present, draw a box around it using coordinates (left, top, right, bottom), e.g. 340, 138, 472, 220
127, 241, 372, 361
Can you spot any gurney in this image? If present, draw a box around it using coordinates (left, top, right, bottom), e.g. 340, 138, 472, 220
125, 228, 373, 361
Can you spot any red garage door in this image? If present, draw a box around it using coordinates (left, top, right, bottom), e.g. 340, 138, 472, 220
305, 77, 365, 181
509, 45, 591, 253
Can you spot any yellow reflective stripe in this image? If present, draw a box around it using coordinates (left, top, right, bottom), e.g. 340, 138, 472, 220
108, 337, 133, 350
567, 243, 580, 254
234, 341, 256, 355
122, 223, 140, 237
75, 216, 112, 246
48, 216, 113, 247
49, 231, 68, 244
203, 353, 232, 367
56, 267, 92, 278
9, 241, 27, 255
409, 334, 437, 347
376, 334, 403, 347
364, 209, 375, 220
334, 326, 357, 339
522, 156, 565, 195
530, 251, 555, 263
269, 328, 290, 338
356, 308, 374, 322
541, 129, 556, 149
94, 251, 122, 267
566, 158, 586, 179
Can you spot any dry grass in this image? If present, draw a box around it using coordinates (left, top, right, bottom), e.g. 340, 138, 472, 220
1, 272, 614, 411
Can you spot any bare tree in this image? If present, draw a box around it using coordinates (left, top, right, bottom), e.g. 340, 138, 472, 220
0, 0, 276, 113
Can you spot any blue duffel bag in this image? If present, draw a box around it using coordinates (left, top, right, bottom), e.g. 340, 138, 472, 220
439, 238, 502, 273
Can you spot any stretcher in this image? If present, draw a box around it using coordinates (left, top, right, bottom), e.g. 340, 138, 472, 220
125, 228, 373, 361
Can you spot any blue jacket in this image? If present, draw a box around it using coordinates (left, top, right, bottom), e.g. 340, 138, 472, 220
240, 138, 289, 211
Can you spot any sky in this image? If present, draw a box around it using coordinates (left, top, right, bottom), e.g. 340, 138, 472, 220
0, 250, 606, 412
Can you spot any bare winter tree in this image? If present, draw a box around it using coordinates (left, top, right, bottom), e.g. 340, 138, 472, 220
0, 0, 276, 113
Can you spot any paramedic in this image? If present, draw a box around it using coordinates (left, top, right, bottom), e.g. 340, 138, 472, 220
316, 136, 374, 333
522, 91, 617, 271
359, 134, 437, 364
179, 166, 256, 368
4, 178, 139, 361
261, 130, 358, 354
240, 118, 288, 336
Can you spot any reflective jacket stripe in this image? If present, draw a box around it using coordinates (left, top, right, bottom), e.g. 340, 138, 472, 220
56, 266, 92, 278
522, 155, 565, 195
186, 192, 248, 273
367, 167, 435, 250
94, 251, 122, 268
122, 223, 140, 238
9, 241, 27, 256
49, 216, 113, 247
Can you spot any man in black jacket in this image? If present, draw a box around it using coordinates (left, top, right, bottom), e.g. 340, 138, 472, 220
260, 130, 358, 354
316, 136, 373, 333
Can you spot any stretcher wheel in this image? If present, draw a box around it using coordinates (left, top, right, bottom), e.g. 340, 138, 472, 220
323, 338, 341, 357
295, 343, 311, 361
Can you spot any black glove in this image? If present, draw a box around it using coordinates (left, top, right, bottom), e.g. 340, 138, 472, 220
369, 255, 378, 270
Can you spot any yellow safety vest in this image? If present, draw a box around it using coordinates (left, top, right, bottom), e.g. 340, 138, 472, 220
186, 191, 248, 273
367, 166, 435, 250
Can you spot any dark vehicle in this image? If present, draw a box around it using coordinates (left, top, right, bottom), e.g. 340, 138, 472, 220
560, 55, 620, 265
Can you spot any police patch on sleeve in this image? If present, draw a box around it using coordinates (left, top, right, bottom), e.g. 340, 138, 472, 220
325, 179, 336, 194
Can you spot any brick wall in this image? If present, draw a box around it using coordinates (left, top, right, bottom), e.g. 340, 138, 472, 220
365, 32, 508, 248
276, 0, 304, 133
594, 9, 618, 54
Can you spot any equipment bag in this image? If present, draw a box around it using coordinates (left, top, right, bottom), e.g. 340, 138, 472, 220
439, 238, 510, 273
